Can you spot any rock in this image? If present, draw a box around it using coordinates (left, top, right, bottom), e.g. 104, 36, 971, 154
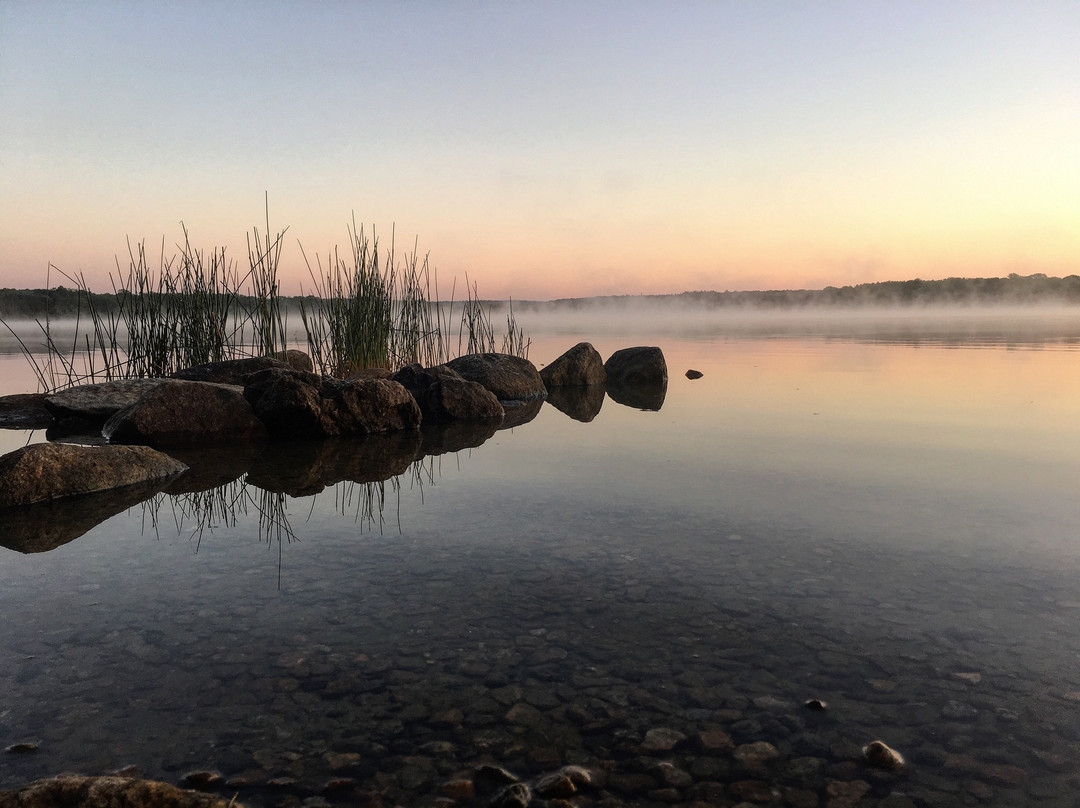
862, 740, 905, 771
697, 728, 735, 753
182, 771, 223, 789
273, 349, 315, 373
4, 743, 38, 754
44, 378, 167, 420
489, 782, 531, 808
534, 771, 577, 799
417, 419, 500, 458
472, 764, 520, 794
0, 393, 52, 428
444, 353, 547, 402
729, 779, 776, 803
804, 699, 828, 711
825, 779, 871, 808
540, 342, 606, 388
733, 741, 780, 768
0, 775, 242, 808
392, 363, 504, 422
685, 369, 704, 380
103, 380, 268, 448
244, 368, 421, 438
604, 346, 667, 386
173, 355, 296, 385
978, 763, 1028, 787
0, 442, 187, 508
642, 727, 687, 752
545, 384, 605, 422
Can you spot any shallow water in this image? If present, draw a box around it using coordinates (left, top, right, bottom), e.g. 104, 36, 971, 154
1, 315, 1080, 807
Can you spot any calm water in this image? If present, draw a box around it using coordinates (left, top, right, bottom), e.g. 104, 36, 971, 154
1, 310, 1079, 807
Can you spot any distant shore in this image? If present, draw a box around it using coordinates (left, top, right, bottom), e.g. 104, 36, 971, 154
1, 272, 1079, 320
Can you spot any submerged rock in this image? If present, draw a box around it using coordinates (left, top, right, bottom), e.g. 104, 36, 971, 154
445, 353, 547, 402
104, 380, 268, 448
0, 442, 187, 508
44, 378, 167, 421
0, 775, 242, 808
540, 342, 606, 388
244, 368, 422, 438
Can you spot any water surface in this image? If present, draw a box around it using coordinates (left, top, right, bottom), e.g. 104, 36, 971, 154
1, 312, 1079, 807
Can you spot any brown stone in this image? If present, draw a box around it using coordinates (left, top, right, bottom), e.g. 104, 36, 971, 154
540, 342, 606, 388
0, 775, 241, 808
444, 352, 546, 402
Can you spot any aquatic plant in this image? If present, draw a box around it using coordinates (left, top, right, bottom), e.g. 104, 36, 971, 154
2, 210, 529, 391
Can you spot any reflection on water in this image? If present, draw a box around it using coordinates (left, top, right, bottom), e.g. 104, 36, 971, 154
1, 320, 1080, 806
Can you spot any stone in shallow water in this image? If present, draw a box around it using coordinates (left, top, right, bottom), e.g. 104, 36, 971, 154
0, 775, 241, 808
862, 740, 905, 771
641, 727, 687, 751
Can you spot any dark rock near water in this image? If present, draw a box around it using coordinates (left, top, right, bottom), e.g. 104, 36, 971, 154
0, 775, 241, 808
685, 368, 704, 380
445, 353, 547, 402
0, 442, 187, 508
173, 355, 302, 385
863, 740, 906, 771
0, 393, 52, 429
104, 380, 267, 448
44, 378, 167, 421
604, 346, 667, 387
392, 363, 504, 422
244, 368, 421, 438
160, 443, 262, 493
540, 342, 606, 388
545, 383, 605, 422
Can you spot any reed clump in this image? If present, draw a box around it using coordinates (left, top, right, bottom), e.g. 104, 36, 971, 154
2, 211, 529, 392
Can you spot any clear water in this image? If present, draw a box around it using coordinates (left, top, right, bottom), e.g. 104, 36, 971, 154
1, 313, 1079, 807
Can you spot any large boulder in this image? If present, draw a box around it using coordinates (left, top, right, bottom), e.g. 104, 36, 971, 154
604, 346, 667, 386
0, 442, 187, 508
445, 353, 546, 402
244, 368, 422, 438
103, 380, 268, 448
0, 775, 241, 808
393, 363, 504, 422
540, 342, 606, 388
173, 355, 297, 385
44, 378, 167, 421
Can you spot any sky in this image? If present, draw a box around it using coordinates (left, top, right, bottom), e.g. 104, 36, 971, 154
1, 1, 1078, 300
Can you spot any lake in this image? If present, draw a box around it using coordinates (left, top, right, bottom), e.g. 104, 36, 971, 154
1, 307, 1079, 807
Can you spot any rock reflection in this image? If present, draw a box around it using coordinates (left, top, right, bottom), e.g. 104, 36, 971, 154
418, 419, 501, 458
0, 479, 174, 553
545, 384, 605, 422
606, 377, 667, 411
500, 397, 544, 429
246, 431, 422, 496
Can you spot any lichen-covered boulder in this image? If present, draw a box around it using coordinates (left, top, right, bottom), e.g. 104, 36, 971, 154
445, 353, 546, 402
540, 342, 606, 388
0, 442, 187, 508
0, 775, 242, 808
604, 346, 667, 386
103, 380, 268, 448
244, 368, 421, 438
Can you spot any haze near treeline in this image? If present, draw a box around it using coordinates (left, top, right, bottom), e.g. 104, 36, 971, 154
1, 2, 1077, 299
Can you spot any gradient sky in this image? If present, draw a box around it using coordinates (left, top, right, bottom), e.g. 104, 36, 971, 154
2, 1, 1077, 300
